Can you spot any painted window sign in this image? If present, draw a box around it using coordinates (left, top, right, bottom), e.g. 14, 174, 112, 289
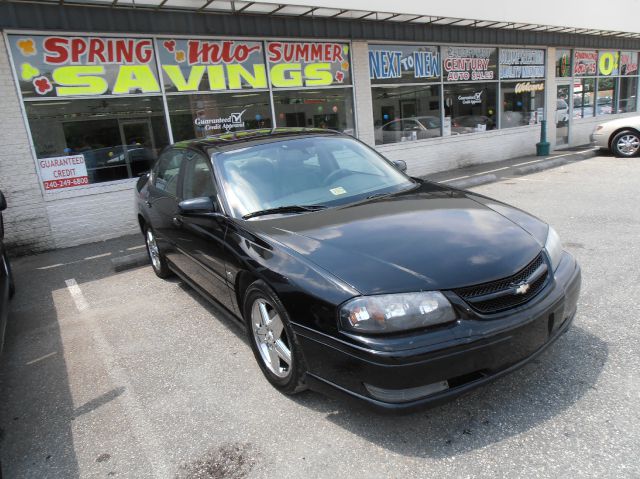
499, 49, 545, 79
9, 35, 160, 98
157, 38, 266, 92
573, 50, 597, 76
266, 41, 351, 88
598, 51, 620, 76
442, 47, 497, 82
9, 35, 352, 98
368, 45, 440, 83
620, 51, 638, 76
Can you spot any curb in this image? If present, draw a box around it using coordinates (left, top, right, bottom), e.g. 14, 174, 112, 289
448, 174, 498, 189
112, 252, 149, 272
443, 148, 598, 190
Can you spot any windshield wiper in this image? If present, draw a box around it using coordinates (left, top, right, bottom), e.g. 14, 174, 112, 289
242, 204, 327, 220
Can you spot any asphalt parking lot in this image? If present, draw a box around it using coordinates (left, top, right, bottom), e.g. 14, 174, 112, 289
1, 151, 639, 478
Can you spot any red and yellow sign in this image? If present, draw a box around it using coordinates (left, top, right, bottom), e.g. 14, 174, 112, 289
9, 34, 352, 98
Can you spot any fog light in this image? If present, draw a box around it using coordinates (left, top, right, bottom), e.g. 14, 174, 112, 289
364, 380, 449, 403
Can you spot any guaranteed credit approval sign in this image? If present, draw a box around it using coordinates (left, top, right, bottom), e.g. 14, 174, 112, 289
39, 154, 89, 190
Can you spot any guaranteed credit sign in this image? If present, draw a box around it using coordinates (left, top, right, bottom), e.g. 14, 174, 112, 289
39, 155, 89, 190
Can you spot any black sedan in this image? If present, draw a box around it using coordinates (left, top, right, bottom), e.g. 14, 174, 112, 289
135, 128, 581, 411
1, 189, 15, 355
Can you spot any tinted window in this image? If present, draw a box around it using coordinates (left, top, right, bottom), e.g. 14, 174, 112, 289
153, 150, 183, 196
182, 151, 216, 200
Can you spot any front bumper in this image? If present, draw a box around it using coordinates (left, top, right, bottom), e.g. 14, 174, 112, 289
590, 132, 608, 148
293, 251, 581, 412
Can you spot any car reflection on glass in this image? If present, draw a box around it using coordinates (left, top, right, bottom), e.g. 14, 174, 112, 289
376, 116, 474, 144
135, 128, 581, 411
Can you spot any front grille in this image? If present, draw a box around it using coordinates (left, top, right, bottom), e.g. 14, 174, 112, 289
454, 253, 549, 314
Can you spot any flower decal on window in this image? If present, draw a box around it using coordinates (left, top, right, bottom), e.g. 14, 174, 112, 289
17, 38, 37, 56
33, 76, 53, 95
20, 63, 40, 81
335, 71, 345, 83
163, 40, 176, 52
175, 50, 186, 63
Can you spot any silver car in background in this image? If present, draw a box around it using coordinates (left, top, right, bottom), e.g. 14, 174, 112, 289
591, 116, 640, 157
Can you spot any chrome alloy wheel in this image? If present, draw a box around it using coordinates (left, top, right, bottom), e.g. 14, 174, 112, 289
251, 298, 292, 378
616, 134, 640, 156
146, 229, 162, 271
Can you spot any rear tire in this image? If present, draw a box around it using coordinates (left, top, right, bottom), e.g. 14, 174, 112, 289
243, 280, 307, 394
611, 130, 640, 158
144, 226, 172, 279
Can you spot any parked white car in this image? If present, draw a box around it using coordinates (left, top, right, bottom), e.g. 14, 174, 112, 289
591, 116, 640, 157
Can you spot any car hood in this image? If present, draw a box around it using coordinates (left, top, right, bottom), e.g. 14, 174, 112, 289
247, 182, 545, 295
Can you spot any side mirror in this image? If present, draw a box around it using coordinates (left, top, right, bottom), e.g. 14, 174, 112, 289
392, 160, 408, 173
0, 190, 6, 211
178, 196, 217, 215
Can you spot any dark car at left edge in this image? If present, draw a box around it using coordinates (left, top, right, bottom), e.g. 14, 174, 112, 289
135, 128, 581, 412
0, 189, 15, 356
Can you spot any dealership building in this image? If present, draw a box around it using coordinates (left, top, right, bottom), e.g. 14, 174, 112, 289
1, 0, 639, 253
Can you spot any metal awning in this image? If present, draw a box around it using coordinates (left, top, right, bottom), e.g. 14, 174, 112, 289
7, 0, 640, 38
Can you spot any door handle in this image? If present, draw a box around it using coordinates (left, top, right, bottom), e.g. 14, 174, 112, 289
172, 216, 183, 227
145, 200, 152, 208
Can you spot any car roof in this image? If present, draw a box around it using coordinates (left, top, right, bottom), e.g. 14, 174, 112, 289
173, 128, 343, 153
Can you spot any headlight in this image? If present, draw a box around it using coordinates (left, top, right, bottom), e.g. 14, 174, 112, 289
339, 292, 456, 334
545, 226, 563, 271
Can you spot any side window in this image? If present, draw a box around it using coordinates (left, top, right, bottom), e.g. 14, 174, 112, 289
181, 151, 216, 200
153, 150, 183, 196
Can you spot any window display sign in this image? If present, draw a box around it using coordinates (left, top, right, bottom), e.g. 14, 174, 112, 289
8, 35, 161, 98
266, 42, 351, 88
514, 82, 545, 94
598, 51, 619, 76
442, 47, 497, 82
620, 51, 639, 76
499, 49, 545, 79
38, 154, 89, 190
574, 50, 597, 76
368, 45, 440, 83
157, 38, 267, 92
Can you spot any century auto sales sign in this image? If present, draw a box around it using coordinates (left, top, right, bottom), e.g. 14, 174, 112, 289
443, 46, 497, 82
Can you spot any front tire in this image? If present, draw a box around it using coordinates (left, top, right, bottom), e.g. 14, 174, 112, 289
611, 130, 640, 158
243, 280, 306, 394
144, 226, 172, 279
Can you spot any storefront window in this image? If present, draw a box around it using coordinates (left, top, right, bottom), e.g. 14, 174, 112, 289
620, 51, 639, 76
371, 85, 441, 145
501, 82, 545, 128
596, 77, 616, 115
25, 97, 169, 185
619, 76, 638, 113
444, 83, 497, 133
574, 78, 595, 118
556, 49, 572, 77
272, 88, 355, 134
167, 92, 272, 142
574, 50, 598, 76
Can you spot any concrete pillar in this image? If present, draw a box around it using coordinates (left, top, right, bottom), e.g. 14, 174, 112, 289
350, 41, 375, 146
545, 47, 558, 151
0, 33, 55, 254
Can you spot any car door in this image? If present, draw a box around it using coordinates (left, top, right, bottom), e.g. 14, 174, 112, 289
145, 148, 185, 267
173, 149, 236, 312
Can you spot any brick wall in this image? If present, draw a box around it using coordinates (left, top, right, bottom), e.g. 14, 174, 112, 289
377, 127, 541, 177
45, 184, 140, 248
0, 34, 55, 255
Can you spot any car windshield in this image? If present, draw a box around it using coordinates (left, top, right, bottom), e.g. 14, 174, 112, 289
214, 136, 415, 219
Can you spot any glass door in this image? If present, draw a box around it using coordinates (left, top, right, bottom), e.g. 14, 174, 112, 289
555, 85, 571, 146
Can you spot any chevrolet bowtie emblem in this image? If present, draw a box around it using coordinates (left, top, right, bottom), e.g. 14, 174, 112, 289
515, 282, 531, 295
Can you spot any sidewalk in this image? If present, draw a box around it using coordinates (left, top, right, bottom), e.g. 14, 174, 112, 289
422, 145, 599, 189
